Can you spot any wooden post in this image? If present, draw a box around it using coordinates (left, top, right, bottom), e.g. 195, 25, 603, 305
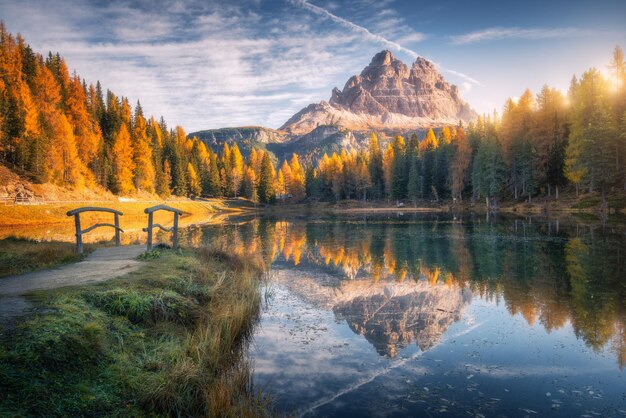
143, 205, 182, 250
114, 213, 121, 247
172, 212, 179, 249
67, 207, 124, 254
146, 212, 154, 251
74, 213, 83, 255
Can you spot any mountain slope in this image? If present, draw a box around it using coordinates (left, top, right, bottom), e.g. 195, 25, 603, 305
188, 126, 287, 158
280, 50, 476, 135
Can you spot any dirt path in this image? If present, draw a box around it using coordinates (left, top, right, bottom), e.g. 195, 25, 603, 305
0, 245, 146, 321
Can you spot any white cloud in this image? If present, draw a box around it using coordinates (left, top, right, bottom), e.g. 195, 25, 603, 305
289, 0, 421, 58
450, 27, 601, 45
1, 0, 375, 131
1, 0, 484, 131
290, 0, 481, 87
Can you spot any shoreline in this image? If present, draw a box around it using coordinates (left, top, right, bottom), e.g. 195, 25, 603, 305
0, 198, 259, 227
1, 193, 625, 230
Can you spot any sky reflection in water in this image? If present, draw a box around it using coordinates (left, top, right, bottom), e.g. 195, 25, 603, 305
184, 214, 626, 417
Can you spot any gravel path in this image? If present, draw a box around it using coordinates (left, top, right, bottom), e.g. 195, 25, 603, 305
0, 245, 146, 321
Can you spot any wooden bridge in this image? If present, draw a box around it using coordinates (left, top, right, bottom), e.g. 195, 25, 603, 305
67, 204, 183, 254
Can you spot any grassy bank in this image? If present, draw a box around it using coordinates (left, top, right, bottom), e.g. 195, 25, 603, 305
0, 237, 88, 278
0, 248, 269, 417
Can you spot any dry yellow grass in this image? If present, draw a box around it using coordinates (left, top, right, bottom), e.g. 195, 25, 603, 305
0, 198, 257, 227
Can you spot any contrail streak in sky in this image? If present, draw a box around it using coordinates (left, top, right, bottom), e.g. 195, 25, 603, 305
290, 0, 483, 86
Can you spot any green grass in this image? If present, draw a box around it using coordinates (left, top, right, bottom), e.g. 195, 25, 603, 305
0, 248, 269, 417
608, 195, 626, 210
572, 196, 600, 209
0, 237, 86, 278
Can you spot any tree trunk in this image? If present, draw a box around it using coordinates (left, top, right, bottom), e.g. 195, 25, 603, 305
556, 185, 559, 200
601, 187, 608, 219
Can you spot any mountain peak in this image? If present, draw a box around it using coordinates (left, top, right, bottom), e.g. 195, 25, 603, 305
280, 51, 476, 135
370, 49, 396, 66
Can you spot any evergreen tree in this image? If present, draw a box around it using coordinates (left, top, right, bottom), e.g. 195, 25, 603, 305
420, 128, 439, 199
566, 68, 618, 204
407, 154, 421, 205
305, 165, 318, 199
391, 135, 407, 199
368, 133, 384, 199
450, 126, 472, 201
203, 152, 221, 197
132, 102, 155, 192
241, 167, 257, 201
258, 152, 275, 204
472, 134, 506, 202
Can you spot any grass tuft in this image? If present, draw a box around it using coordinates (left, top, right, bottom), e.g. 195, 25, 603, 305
0, 237, 85, 278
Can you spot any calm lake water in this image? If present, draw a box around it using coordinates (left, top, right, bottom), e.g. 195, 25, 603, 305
188, 213, 626, 417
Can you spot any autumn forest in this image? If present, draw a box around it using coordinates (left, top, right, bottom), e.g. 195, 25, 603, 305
1, 23, 625, 207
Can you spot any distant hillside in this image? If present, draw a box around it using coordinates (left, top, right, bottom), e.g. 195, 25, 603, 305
189, 125, 361, 164
189, 126, 287, 157
267, 125, 359, 164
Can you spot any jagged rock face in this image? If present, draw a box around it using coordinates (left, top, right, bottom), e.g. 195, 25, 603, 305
281, 50, 476, 135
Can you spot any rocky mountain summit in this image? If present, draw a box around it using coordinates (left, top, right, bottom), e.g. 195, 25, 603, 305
190, 50, 476, 161
281, 50, 476, 135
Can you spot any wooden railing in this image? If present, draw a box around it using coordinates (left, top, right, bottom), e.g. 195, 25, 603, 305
66, 207, 124, 254
142, 205, 183, 251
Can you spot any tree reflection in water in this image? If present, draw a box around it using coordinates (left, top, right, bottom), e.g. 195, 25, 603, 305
180, 214, 626, 368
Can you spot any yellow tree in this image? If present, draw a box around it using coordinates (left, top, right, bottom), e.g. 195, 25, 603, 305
33, 65, 86, 186
279, 160, 292, 196
47, 113, 85, 188
382, 144, 395, 199
66, 75, 98, 177
112, 124, 136, 194
187, 162, 201, 196
439, 126, 452, 145
229, 143, 244, 197
132, 104, 155, 192
276, 169, 286, 199
289, 153, 306, 199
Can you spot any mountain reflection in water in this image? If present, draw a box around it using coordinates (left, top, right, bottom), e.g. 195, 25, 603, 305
272, 267, 471, 358
179, 214, 626, 416
181, 214, 626, 368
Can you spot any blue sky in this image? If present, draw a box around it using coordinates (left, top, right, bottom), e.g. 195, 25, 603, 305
1, 0, 625, 132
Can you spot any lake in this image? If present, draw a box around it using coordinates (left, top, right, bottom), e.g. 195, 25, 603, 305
5, 212, 625, 416
187, 213, 626, 417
